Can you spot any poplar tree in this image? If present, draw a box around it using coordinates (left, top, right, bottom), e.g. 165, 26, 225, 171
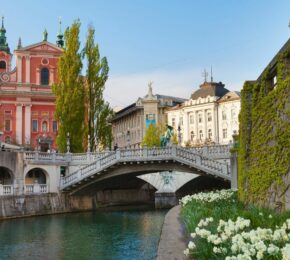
52, 20, 85, 152
83, 26, 112, 151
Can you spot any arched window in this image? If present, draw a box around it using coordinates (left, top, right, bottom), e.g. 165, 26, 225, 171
42, 121, 48, 132
40, 68, 49, 85
190, 131, 195, 141
0, 60, 6, 69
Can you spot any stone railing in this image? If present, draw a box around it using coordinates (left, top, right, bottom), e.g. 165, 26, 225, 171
189, 144, 231, 159
25, 184, 48, 194
61, 146, 231, 190
24, 151, 113, 165
0, 185, 13, 195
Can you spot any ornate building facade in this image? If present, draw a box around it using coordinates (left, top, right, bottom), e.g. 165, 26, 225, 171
111, 84, 186, 148
0, 18, 64, 151
166, 81, 241, 145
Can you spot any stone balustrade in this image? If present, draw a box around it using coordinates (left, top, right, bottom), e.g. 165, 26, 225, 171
25, 184, 48, 194
0, 185, 13, 195
61, 146, 232, 191
23, 151, 113, 165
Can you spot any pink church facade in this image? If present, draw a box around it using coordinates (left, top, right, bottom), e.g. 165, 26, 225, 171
0, 18, 64, 151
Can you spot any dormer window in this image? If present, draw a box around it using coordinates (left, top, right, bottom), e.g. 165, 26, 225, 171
41, 68, 49, 85
0, 60, 6, 69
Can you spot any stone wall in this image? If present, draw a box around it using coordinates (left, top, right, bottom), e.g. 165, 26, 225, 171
0, 188, 154, 220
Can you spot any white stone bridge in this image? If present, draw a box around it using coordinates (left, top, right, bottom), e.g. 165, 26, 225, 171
59, 145, 236, 195
0, 144, 236, 202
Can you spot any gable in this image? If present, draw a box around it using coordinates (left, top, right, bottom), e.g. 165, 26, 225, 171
15, 41, 63, 54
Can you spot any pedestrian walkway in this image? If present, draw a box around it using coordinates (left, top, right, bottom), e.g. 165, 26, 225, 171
157, 205, 189, 260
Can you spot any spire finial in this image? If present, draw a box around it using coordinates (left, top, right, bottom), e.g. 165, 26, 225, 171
17, 37, 22, 49
210, 66, 213, 83
202, 69, 208, 83
56, 17, 64, 48
58, 16, 62, 35
1, 16, 4, 29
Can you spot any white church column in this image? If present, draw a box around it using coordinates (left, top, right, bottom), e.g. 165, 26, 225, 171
25, 56, 30, 84
16, 104, 23, 144
17, 56, 22, 83
24, 105, 31, 145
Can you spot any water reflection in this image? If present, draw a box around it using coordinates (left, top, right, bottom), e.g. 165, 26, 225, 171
0, 209, 166, 260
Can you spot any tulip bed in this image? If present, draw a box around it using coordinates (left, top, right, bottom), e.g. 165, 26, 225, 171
180, 189, 290, 260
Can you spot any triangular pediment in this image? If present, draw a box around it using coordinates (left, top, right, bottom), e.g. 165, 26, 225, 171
219, 91, 240, 101
15, 41, 63, 54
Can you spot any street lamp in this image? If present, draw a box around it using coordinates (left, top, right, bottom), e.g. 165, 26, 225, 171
177, 125, 182, 146
66, 132, 70, 153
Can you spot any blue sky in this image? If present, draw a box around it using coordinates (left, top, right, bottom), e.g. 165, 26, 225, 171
2, 1, 290, 107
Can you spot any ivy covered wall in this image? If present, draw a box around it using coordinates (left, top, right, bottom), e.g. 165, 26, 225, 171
238, 42, 290, 208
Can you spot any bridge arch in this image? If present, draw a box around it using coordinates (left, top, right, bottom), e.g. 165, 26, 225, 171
25, 168, 48, 185
0, 166, 14, 185
176, 175, 230, 199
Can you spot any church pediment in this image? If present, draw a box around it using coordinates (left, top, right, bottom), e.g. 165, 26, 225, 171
15, 41, 63, 54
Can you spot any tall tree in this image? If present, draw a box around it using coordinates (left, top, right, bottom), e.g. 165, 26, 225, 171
83, 26, 111, 151
52, 20, 85, 152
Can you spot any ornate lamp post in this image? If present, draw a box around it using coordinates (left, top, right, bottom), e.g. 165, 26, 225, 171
177, 125, 182, 146
66, 132, 70, 153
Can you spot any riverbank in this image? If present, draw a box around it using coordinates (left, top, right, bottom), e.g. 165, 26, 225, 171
157, 205, 189, 260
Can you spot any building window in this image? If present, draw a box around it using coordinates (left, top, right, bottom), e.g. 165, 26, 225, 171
52, 121, 58, 133
4, 136, 10, 143
189, 114, 194, 124
172, 118, 176, 127
190, 131, 195, 141
42, 121, 48, 132
198, 114, 202, 123
40, 68, 49, 85
179, 116, 183, 126
223, 128, 227, 139
0, 61, 6, 69
199, 130, 203, 140
32, 120, 38, 132
222, 111, 227, 121
231, 109, 237, 119
207, 112, 212, 122
5, 120, 11, 131
208, 129, 212, 140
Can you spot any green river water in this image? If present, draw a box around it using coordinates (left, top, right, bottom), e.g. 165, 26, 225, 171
0, 208, 167, 260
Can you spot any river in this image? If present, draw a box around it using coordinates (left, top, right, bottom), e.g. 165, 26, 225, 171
0, 208, 167, 260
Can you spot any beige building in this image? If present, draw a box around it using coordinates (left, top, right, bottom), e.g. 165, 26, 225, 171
111, 83, 185, 148
166, 81, 241, 146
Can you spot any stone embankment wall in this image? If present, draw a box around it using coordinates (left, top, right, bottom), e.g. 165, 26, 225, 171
0, 189, 154, 220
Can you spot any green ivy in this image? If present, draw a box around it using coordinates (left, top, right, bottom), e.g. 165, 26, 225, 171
238, 44, 290, 208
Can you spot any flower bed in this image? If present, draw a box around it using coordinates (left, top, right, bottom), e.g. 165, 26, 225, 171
180, 189, 290, 259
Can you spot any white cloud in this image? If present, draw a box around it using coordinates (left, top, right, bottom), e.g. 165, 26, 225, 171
104, 69, 201, 108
